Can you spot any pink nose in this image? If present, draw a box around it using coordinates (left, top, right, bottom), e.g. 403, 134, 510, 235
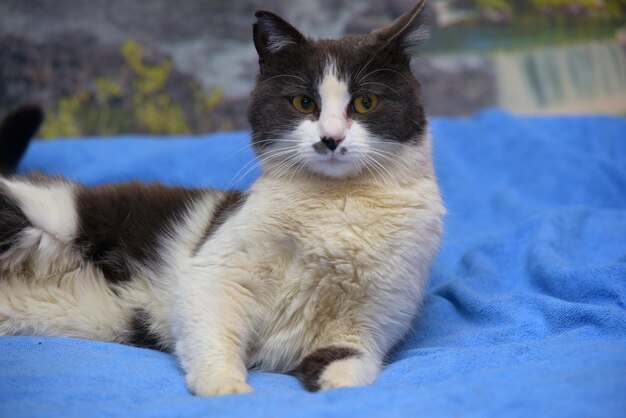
320, 136, 344, 151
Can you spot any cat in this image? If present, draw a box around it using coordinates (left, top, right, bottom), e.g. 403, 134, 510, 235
0, 0, 444, 396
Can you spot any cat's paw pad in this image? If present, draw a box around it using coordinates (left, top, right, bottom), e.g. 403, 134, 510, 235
187, 374, 253, 396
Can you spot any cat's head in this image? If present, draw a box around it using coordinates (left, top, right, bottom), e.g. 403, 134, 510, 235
247, 0, 431, 180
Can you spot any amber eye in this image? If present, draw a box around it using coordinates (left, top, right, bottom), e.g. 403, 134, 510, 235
352, 95, 379, 114
291, 95, 317, 114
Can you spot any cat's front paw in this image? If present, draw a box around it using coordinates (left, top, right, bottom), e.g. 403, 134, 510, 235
295, 346, 379, 392
186, 373, 253, 396
318, 357, 375, 390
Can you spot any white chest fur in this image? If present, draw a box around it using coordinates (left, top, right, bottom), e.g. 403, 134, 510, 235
216, 174, 445, 371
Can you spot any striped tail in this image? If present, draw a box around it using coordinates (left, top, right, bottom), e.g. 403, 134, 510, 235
0, 105, 44, 176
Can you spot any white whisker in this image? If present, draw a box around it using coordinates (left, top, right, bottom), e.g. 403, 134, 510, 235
257, 74, 308, 87
359, 68, 413, 86
360, 82, 401, 97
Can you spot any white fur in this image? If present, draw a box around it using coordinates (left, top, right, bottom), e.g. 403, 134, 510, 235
0, 265, 127, 340
318, 61, 351, 141
0, 178, 80, 276
2, 178, 77, 242
319, 354, 380, 390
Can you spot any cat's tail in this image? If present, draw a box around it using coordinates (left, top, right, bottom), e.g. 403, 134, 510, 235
0, 105, 44, 176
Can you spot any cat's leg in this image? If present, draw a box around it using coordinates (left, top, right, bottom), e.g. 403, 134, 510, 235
295, 340, 383, 392
172, 261, 258, 396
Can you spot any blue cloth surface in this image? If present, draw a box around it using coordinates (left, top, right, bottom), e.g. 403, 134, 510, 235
1, 110, 625, 417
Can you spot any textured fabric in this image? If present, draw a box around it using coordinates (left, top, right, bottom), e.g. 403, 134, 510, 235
1, 110, 625, 417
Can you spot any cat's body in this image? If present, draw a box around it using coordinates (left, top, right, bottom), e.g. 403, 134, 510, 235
0, 1, 444, 395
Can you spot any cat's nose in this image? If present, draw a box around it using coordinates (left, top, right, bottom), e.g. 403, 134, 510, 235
320, 136, 344, 151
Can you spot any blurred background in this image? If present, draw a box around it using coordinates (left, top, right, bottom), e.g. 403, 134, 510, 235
1, 0, 625, 138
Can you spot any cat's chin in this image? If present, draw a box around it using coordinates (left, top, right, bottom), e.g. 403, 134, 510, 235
305, 159, 361, 179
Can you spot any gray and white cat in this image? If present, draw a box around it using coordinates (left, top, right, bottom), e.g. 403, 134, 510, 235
0, 0, 444, 395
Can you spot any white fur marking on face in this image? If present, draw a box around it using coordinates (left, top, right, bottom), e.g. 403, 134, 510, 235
289, 59, 367, 178
318, 61, 351, 140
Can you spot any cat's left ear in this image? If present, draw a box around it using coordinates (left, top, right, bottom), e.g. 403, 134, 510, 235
253, 11, 306, 56
372, 0, 431, 54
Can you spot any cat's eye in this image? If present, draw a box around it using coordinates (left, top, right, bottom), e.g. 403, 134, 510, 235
352, 95, 379, 114
291, 95, 317, 114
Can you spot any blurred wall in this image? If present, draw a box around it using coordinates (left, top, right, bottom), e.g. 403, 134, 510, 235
1, 0, 625, 137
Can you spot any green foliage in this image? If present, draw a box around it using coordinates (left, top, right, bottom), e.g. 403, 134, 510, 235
476, 0, 512, 12
94, 78, 123, 103
40, 39, 225, 138
470, 0, 625, 19
121, 40, 188, 134
122, 40, 173, 96
40, 92, 89, 139
191, 81, 226, 132
134, 95, 188, 135
529, 0, 604, 12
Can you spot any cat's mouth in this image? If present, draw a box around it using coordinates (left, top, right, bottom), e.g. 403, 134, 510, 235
307, 150, 359, 178
317, 150, 350, 164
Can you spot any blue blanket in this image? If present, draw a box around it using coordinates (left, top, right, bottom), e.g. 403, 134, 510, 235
1, 110, 625, 417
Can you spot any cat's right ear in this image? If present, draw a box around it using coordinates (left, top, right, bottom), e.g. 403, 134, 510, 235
253, 11, 306, 57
